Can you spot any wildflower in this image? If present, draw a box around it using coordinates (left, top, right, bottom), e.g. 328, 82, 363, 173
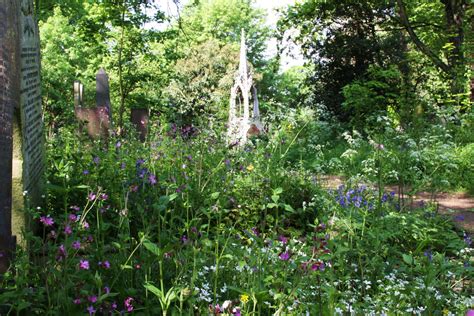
79, 259, 90, 270
279, 251, 290, 261
136, 158, 145, 167
102, 260, 111, 269
39, 216, 54, 227
83, 170, 89, 175
222, 300, 232, 309
87, 305, 96, 315
82, 221, 90, 230
424, 249, 433, 262
246, 164, 254, 172
148, 174, 157, 185
232, 307, 241, 316
124, 297, 134, 312
73, 298, 81, 304
88, 192, 96, 201
121, 162, 126, 169
99, 193, 108, 201
115, 141, 121, 148
88, 295, 98, 303
64, 225, 72, 235
70, 205, 80, 212
111, 302, 117, 309
69, 214, 78, 222
57, 244, 67, 261
72, 240, 81, 250
240, 294, 249, 304
278, 235, 288, 245
104, 286, 111, 294
93, 156, 100, 165
466, 310, 474, 316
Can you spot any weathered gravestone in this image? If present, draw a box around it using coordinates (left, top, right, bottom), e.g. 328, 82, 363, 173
74, 69, 111, 139
130, 108, 149, 141
0, 0, 45, 272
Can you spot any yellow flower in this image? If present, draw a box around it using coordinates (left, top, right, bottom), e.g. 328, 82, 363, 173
246, 164, 254, 172
240, 294, 249, 304
442, 309, 449, 315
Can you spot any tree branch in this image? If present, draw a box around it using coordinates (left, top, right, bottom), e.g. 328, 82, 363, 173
396, 0, 451, 74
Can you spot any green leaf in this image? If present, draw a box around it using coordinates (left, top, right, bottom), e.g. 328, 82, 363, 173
402, 254, 413, 265
143, 239, 161, 257
144, 283, 163, 298
267, 203, 278, 209
211, 192, 220, 199
284, 204, 295, 213
271, 195, 280, 203
273, 187, 283, 195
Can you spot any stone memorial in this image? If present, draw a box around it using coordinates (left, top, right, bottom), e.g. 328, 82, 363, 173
96, 68, 111, 120
74, 69, 111, 139
130, 108, 149, 141
0, 0, 45, 272
227, 29, 264, 145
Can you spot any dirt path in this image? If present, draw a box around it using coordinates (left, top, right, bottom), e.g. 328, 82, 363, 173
320, 175, 474, 234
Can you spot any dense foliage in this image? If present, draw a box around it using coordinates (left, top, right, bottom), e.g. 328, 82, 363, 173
1, 0, 473, 314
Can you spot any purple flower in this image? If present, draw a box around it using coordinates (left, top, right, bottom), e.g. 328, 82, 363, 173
72, 240, 81, 250
39, 216, 54, 227
57, 244, 67, 261
424, 249, 433, 262
102, 260, 111, 269
466, 310, 474, 316
73, 298, 81, 304
115, 141, 122, 148
311, 261, 325, 271
121, 162, 126, 169
279, 251, 290, 261
124, 297, 134, 312
100, 193, 109, 201
93, 156, 100, 165
87, 305, 96, 315
233, 307, 241, 316
70, 205, 81, 212
136, 159, 145, 167
111, 302, 117, 309
88, 295, 98, 303
83, 170, 90, 175
88, 192, 96, 201
64, 225, 72, 235
69, 214, 78, 222
83, 221, 90, 230
79, 259, 90, 270
464, 232, 472, 247
148, 174, 157, 185
104, 286, 111, 294
278, 235, 288, 245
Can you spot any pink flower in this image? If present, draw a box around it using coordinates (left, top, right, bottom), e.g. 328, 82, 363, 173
279, 251, 290, 261
64, 225, 72, 235
124, 297, 134, 312
72, 240, 81, 250
102, 260, 111, 269
73, 298, 81, 304
79, 259, 90, 270
466, 310, 474, 316
39, 216, 54, 226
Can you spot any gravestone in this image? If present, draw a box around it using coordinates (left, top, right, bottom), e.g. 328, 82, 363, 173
74, 69, 112, 139
130, 108, 149, 141
96, 68, 111, 120
0, 0, 44, 272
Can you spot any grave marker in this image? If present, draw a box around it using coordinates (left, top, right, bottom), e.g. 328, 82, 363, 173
0, 0, 45, 272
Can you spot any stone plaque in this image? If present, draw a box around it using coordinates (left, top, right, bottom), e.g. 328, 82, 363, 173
19, 0, 44, 196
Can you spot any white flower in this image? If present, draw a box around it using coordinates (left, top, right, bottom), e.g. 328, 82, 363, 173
222, 300, 232, 309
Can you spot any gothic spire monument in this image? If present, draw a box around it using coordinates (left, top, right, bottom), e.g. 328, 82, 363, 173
227, 29, 264, 145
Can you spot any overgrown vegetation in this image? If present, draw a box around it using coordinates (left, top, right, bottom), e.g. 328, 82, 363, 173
0, 0, 473, 314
